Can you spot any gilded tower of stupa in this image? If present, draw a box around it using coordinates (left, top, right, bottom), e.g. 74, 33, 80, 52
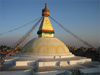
37, 3, 54, 37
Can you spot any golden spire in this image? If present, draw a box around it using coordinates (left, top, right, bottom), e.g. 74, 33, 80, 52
42, 3, 50, 16
37, 3, 54, 37
45, 3, 47, 9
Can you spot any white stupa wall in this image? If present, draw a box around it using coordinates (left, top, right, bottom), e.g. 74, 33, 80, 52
16, 61, 36, 66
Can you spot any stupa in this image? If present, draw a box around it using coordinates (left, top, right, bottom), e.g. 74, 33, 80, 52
22, 3, 73, 58
1, 4, 99, 75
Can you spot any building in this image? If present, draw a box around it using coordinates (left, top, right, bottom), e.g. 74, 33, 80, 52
0, 3, 99, 75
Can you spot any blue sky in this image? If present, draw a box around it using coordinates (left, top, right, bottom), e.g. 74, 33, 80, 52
0, 0, 99, 48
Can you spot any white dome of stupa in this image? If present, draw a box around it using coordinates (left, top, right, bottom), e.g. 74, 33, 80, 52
22, 37, 70, 55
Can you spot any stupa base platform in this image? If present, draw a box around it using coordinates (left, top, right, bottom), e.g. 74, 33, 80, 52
15, 56, 91, 67
1, 53, 100, 75
0, 61, 99, 75
4, 53, 91, 67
